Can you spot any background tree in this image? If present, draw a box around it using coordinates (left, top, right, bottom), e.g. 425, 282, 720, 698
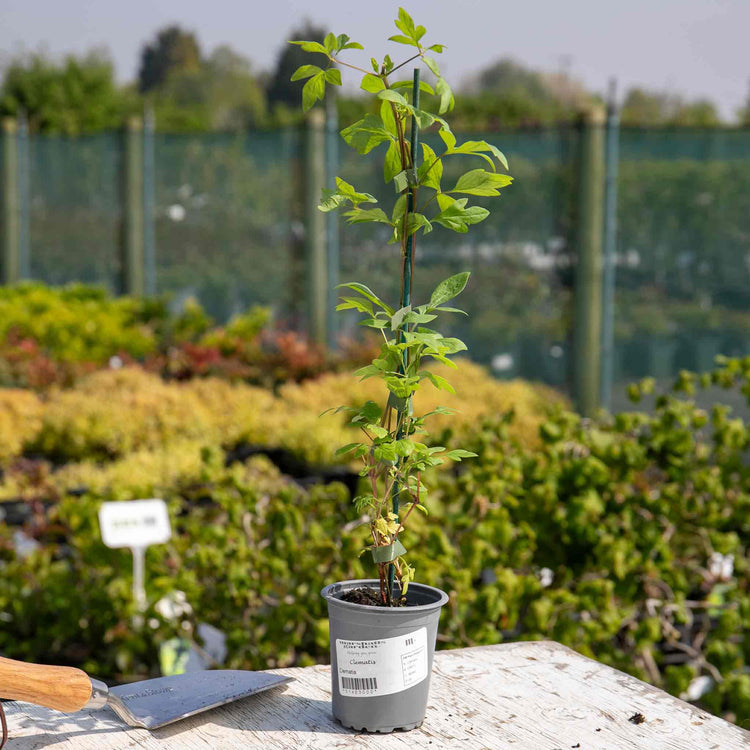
138, 25, 201, 93
152, 45, 267, 132
0, 49, 134, 133
266, 21, 328, 110
444, 58, 592, 128
620, 87, 721, 126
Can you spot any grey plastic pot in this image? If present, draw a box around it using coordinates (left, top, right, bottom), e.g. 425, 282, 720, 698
321, 579, 449, 733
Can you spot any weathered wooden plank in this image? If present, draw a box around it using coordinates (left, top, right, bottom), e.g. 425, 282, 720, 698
5, 641, 748, 749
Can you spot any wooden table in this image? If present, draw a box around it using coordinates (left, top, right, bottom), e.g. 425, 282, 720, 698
6, 641, 748, 749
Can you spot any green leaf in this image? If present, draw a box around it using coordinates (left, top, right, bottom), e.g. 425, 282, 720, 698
395, 7, 417, 38
390, 305, 411, 331
380, 100, 398, 136
378, 89, 409, 107
440, 128, 456, 150
429, 272, 471, 307
344, 207, 391, 225
385, 141, 403, 184
324, 33, 337, 52
450, 169, 513, 196
302, 73, 325, 111
325, 68, 342, 86
394, 439, 414, 456
289, 41, 329, 55
336, 296, 374, 314
361, 74, 385, 93
419, 370, 455, 393
418, 143, 442, 190
405, 213, 432, 237
319, 177, 378, 212
336, 282, 394, 314
432, 198, 490, 233
340, 114, 393, 154
446, 140, 509, 171
435, 77, 454, 114
391, 80, 435, 95
391, 194, 408, 225
428, 43, 445, 52
388, 34, 418, 46
443, 449, 478, 461
423, 55, 440, 77
342, 41, 364, 50
357, 401, 383, 423
335, 443, 363, 457
290, 65, 322, 81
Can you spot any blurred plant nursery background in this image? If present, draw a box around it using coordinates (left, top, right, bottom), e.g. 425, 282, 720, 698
0, 0, 748, 730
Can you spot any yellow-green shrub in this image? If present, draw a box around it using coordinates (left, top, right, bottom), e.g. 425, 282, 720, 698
30, 369, 218, 460
0, 389, 43, 464
277, 359, 565, 464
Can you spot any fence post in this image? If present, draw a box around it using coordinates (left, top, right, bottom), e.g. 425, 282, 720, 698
1, 118, 20, 284
304, 109, 327, 345
600, 82, 620, 411
17, 113, 30, 279
143, 107, 156, 296
325, 96, 340, 349
121, 116, 145, 295
573, 105, 606, 416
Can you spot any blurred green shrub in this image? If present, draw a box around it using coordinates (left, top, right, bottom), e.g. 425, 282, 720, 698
0, 359, 746, 725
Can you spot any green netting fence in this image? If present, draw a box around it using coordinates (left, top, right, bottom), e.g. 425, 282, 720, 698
0, 116, 748, 411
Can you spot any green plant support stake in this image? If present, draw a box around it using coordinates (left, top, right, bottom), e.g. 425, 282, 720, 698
389, 67, 421, 599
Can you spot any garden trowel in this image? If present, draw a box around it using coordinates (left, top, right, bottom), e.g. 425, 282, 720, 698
0, 656, 292, 729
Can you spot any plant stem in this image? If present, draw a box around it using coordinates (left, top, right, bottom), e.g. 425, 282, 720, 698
388, 67, 421, 601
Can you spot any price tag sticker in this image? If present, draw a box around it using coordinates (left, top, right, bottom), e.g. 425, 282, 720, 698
99, 499, 171, 549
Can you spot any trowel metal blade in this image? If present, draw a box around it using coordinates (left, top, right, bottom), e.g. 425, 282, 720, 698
107, 670, 292, 729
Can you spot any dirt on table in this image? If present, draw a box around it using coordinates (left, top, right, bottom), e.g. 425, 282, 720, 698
340, 587, 408, 607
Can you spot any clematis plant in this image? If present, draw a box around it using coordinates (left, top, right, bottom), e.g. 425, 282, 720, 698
292, 8, 512, 605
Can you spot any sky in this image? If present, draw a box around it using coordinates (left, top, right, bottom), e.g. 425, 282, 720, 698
1, 0, 748, 120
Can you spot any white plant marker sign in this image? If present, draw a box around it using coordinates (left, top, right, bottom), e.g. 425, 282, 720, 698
98, 499, 171, 613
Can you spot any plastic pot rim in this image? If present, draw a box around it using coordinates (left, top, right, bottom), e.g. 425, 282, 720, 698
321, 579, 449, 615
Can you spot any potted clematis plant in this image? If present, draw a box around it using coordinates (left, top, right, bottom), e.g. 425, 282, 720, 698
291, 8, 512, 732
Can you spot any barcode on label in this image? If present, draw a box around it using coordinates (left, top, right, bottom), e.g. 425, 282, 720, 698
405, 637, 414, 646
341, 676, 378, 691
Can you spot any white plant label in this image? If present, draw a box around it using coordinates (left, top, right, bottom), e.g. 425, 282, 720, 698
336, 627, 428, 697
99, 499, 171, 549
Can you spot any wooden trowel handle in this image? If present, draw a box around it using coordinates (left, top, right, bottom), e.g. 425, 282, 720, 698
0, 656, 93, 712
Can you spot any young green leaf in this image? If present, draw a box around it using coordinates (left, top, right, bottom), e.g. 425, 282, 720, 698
340, 114, 393, 154
344, 207, 391, 225
435, 77, 454, 114
289, 40, 329, 55
290, 65, 323, 81
449, 169, 513, 197
384, 141, 403, 184
324, 32, 337, 53
325, 68, 342, 86
378, 89, 409, 107
419, 370, 456, 393
302, 73, 326, 111
422, 56, 440, 77
429, 272, 471, 307
418, 143, 442, 190
361, 74, 386, 93
336, 282, 394, 315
